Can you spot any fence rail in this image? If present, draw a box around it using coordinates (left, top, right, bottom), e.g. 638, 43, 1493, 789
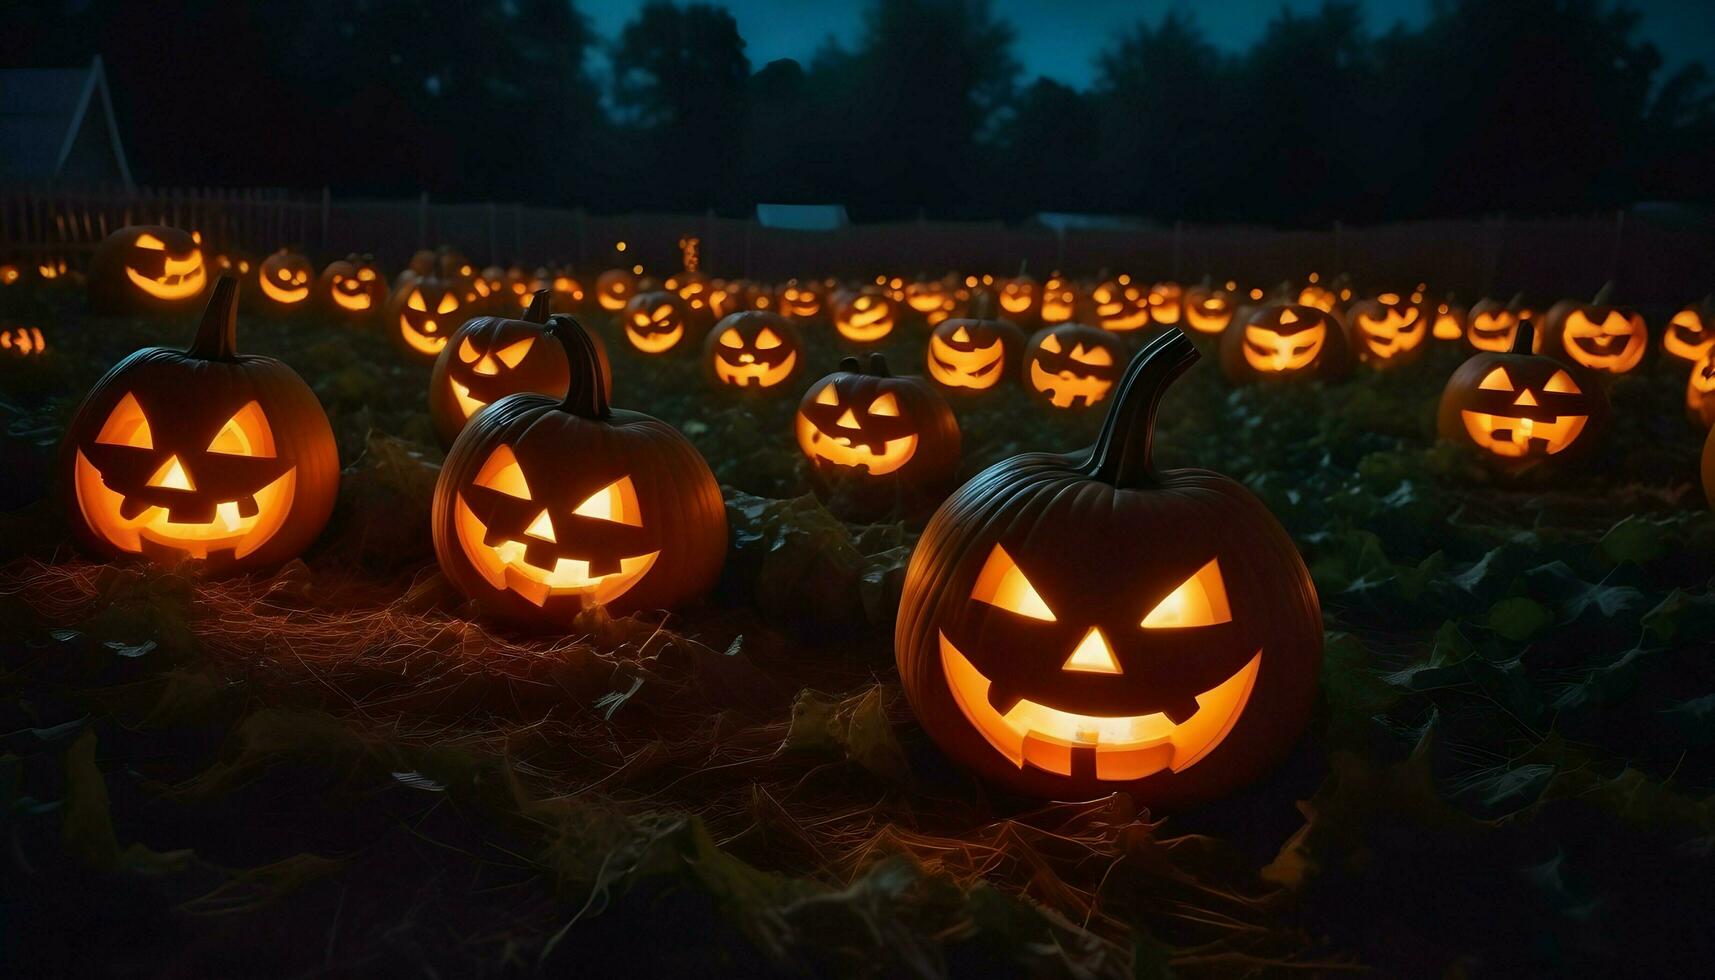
2, 184, 1710, 307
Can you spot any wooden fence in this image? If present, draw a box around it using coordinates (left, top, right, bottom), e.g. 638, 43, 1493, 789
2, 184, 1711, 307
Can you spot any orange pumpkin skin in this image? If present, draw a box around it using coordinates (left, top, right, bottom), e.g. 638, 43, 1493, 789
896, 330, 1321, 806
429, 291, 611, 450
1219, 304, 1352, 385
87, 225, 209, 315
59, 276, 339, 575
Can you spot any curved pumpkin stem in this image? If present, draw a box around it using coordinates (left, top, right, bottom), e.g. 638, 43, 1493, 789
188, 274, 240, 361
1084, 328, 1200, 489
838, 356, 862, 374
867, 352, 890, 377
1511, 315, 1537, 356
524, 288, 551, 323
1591, 281, 1615, 306
548, 315, 610, 420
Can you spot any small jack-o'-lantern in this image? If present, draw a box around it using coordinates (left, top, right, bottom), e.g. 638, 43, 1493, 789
1039, 277, 1077, 325
317, 253, 386, 318
1146, 281, 1183, 324
905, 279, 950, 315
622, 290, 693, 354
430, 290, 611, 449
997, 275, 1038, 322
432, 318, 725, 629
1221, 304, 1351, 384
665, 270, 712, 318
1685, 353, 1715, 429
1, 262, 22, 286
37, 257, 70, 281
1539, 285, 1647, 375
927, 317, 1024, 394
209, 251, 256, 291
386, 275, 468, 360
1297, 277, 1338, 313
1661, 298, 1712, 363
532, 268, 586, 314
88, 225, 207, 314
1438, 317, 1607, 474
1432, 297, 1467, 341
1024, 323, 1127, 410
1087, 279, 1151, 333
897, 329, 1321, 804
1182, 280, 1235, 335
778, 279, 825, 320
1466, 295, 1532, 352
476, 266, 509, 311
59, 277, 338, 573
0, 325, 47, 356
1346, 291, 1428, 368
795, 354, 961, 505
833, 289, 899, 343
704, 311, 802, 391
257, 249, 314, 310
596, 268, 637, 311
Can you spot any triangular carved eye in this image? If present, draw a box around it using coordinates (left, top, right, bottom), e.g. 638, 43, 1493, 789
719, 329, 744, 349
1039, 333, 1063, 354
475, 445, 531, 499
206, 402, 276, 457
96, 392, 153, 449
869, 392, 900, 417
571, 477, 642, 527
1141, 559, 1231, 629
971, 545, 1055, 622
755, 328, 782, 350
407, 289, 427, 311
1544, 370, 1580, 394
436, 293, 460, 315
458, 337, 482, 363
495, 337, 534, 368
814, 383, 839, 406
1478, 367, 1514, 391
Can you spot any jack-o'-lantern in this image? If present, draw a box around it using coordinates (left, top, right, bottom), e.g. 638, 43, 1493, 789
1040, 277, 1077, 325
1539, 285, 1647, 375
1146, 281, 1183, 325
1685, 353, 1715, 430
1, 262, 22, 286
404, 249, 437, 281
436, 249, 474, 282
476, 266, 509, 311
1437, 317, 1607, 475
927, 317, 1025, 393
707, 279, 748, 319
622, 291, 693, 354
1220, 304, 1351, 384
1182, 280, 1235, 335
795, 354, 961, 517
1024, 323, 1127, 410
386, 275, 468, 360
1087, 279, 1151, 333
905, 279, 950, 315
778, 280, 824, 320
1661, 299, 1713, 363
315, 254, 385, 318
534, 268, 586, 314
1297, 276, 1338, 313
1466, 295, 1532, 352
665, 270, 712, 319
833, 289, 899, 343
704, 311, 802, 392
256, 249, 314, 310
59, 276, 338, 574
37, 257, 69, 281
997, 276, 1038, 322
0, 325, 47, 356
896, 329, 1321, 804
88, 225, 207, 314
210, 251, 256, 290
1346, 291, 1428, 368
596, 268, 637, 312
1432, 297, 1467, 341
430, 290, 611, 449
432, 318, 726, 629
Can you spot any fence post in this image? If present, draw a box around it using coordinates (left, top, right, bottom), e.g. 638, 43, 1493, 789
1607, 208, 1626, 290
321, 186, 331, 253
418, 191, 429, 249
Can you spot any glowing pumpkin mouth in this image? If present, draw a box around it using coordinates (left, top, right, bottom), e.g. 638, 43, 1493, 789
1000, 294, 1033, 313
1459, 410, 1587, 458
715, 350, 797, 387
840, 306, 893, 341
73, 450, 294, 560
125, 254, 207, 301
928, 334, 1004, 388
259, 276, 309, 304
332, 287, 373, 311
401, 317, 448, 355
1029, 360, 1112, 408
1185, 306, 1231, 334
940, 634, 1260, 781
795, 416, 918, 475
453, 496, 658, 607
626, 323, 684, 353
1097, 306, 1149, 332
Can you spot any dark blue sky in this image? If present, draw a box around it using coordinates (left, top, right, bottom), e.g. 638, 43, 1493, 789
583, 0, 1711, 89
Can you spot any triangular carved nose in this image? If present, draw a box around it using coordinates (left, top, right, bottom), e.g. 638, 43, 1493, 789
148, 455, 195, 491
1514, 389, 1538, 407
835, 408, 861, 429
1063, 627, 1122, 674
525, 510, 556, 543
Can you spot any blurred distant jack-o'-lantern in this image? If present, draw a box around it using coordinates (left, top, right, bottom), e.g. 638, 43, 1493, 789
1088, 279, 1150, 333
1182, 280, 1236, 335
833, 289, 899, 343
317, 253, 386, 317
623, 290, 693, 354
257, 249, 314, 309
1661, 298, 1713, 363
596, 268, 637, 311
386, 275, 467, 359
1146, 281, 1183, 325
1220, 304, 1351, 384
1539, 284, 1647, 375
927, 316, 1025, 394
1432, 296, 1467, 341
0, 325, 48, 356
88, 225, 207, 314
1346, 291, 1428, 367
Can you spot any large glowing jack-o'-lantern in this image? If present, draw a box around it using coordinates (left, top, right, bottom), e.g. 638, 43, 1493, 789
1023, 323, 1127, 410
1437, 318, 1607, 475
256, 249, 315, 309
623, 290, 693, 354
1540, 285, 1647, 375
896, 329, 1321, 804
1220, 304, 1351, 384
386, 276, 467, 360
88, 225, 207, 314
704, 311, 802, 392
430, 290, 611, 449
1662, 300, 1713, 363
431, 318, 725, 629
316, 253, 386, 318
59, 276, 338, 573
927, 317, 1024, 394
1347, 291, 1428, 368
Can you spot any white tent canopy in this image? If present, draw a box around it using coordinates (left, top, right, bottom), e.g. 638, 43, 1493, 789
755, 203, 848, 232
0, 56, 133, 187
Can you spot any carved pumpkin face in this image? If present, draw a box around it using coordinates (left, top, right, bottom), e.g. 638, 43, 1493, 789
1438, 320, 1607, 473
1432, 300, 1467, 341
596, 268, 637, 311
257, 249, 313, 308
387, 277, 466, 359
905, 280, 949, 314
317, 254, 385, 316
623, 291, 692, 354
833, 290, 899, 343
795, 355, 960, 486
1466, 300, 1530, 352
1024, 324, 1126, 410
1040, 278, 1077, 325
542, 271, 586, 313
432, 320, 726, 628
0, 263, 21, 286
38, 257, 69, 280
898, 331, 1321, 804
1297, 281, 1338, 313
0, 325, 47, 355
1543, 299, 1647, 374
60, 277, 338, 573
778, 280, 824, 320
88, 226, 207, 313
1221, 304, 1350, 383
1685, 353, 1715, 430
704, 311, 801, 391
1088, 279, 1150, 333
998, 277, 1037, 319
1182, 283, 1235, 335
1663, 305, 1713, 363
1146, 282, 1183, 324
1348, 292, 1428, 366
927, 317, 1024, 393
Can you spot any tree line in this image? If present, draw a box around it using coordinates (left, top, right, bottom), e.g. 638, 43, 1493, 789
4, 0, 1711, 226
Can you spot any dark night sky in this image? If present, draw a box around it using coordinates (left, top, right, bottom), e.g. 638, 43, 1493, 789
582, 0, 1714, 89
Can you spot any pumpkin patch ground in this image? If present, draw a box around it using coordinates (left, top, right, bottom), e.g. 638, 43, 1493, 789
2, 274, 1712, 976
